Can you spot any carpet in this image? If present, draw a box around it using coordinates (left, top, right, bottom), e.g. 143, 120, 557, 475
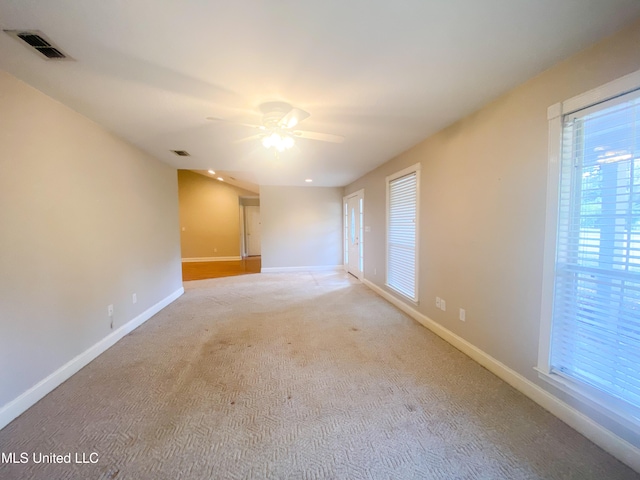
0, 272, 637, 479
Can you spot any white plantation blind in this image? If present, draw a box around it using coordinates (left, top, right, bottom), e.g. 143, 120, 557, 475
387, 169, 418, 301
551, 88, 640, 412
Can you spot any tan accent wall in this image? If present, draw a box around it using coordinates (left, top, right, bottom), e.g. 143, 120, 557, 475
178, 170, 256, 259
345, 19, 640, 446
0, 71, 182, 409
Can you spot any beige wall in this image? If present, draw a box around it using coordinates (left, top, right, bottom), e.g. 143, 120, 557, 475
178, 170, 256, 259
345, 20, 640, 446
0, 72, 182, 409
260, 186, 343, 270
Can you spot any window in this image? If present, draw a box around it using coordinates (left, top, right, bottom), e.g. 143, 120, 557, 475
386, 164, 420, 302
540, 70, 640, 431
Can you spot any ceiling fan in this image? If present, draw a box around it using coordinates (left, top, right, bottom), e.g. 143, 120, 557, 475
207, 101, 344, 152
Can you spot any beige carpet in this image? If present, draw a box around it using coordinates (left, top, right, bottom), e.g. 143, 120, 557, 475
0, 272, 638, 479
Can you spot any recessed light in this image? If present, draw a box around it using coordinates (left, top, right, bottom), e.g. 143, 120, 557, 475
217, 177, 224, 181
305, 178, 313, 183
208, 169, 216, 175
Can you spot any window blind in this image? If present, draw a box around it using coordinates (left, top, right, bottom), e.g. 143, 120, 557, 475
388, 171, 417, 301
551, 89, 640, 411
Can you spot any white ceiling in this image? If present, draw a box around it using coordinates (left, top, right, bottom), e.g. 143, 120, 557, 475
1, 1, 639, 187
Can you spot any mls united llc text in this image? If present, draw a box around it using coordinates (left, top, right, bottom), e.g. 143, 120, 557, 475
2, 452, 99, 464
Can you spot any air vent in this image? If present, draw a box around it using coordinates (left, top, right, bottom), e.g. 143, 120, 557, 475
171, 150, 191, 157
4, 30, 73, 60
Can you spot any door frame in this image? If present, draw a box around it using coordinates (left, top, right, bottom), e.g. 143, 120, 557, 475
239, 205, 246, 257
343, 189, 364, 280
240, 196, 260, 257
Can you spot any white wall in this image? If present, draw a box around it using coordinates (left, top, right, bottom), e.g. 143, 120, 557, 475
0, 72, 183, 420
260, 186, 342, 270
345, 20, 640, 453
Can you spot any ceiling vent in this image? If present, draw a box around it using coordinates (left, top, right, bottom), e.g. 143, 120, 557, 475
171, 150, 191, 157
4, 30, 73, 60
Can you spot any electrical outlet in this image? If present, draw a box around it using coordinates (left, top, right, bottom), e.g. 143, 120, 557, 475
214, 247, 217, 253
441, 299, 446, 311
374, 268, 377, 275
108, 304, 114, 329
459, 308, 466, 322
132, 293, 137, 304
436, 297, 441, 308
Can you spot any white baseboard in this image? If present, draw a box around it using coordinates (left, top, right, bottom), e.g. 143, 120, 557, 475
182, 256, 242, 263
0, 287, 184, 431
362, 279, 640, 473
261, 265, 344, 273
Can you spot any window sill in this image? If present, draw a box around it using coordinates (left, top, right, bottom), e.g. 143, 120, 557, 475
535, 368, 640, 436
385, 283, 419, 306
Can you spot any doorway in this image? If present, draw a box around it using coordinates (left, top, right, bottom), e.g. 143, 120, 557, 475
245, 205, 261, 256
344, 190, 364, 279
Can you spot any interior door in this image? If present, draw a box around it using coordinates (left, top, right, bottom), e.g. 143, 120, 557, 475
347, 194, 362, 278
245, 206, 261, 256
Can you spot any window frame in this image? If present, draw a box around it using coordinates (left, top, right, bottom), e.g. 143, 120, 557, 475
386, 163, 421, 303
539, 68, 640, 434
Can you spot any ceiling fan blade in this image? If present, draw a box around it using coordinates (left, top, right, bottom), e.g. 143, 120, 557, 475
280, 108, 310, 129
206, 117, 264, 130
293, 129, 344, 143
233, 133, 264, 144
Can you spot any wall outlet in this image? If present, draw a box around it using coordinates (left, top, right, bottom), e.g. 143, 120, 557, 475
374, 268, 377, 275
132, 293, 137, 304
441, 299, 446, 311
214, 247, 217, 252
459, 308, 466, 321
108, 304, 114, 329
436, 297, 441, 308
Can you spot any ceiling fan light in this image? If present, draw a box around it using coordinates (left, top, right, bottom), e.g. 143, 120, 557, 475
283, 135, 295, 149
261, 131, 295, 151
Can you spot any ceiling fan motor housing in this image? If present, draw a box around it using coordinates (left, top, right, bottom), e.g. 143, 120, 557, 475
259, 101, 292, 128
